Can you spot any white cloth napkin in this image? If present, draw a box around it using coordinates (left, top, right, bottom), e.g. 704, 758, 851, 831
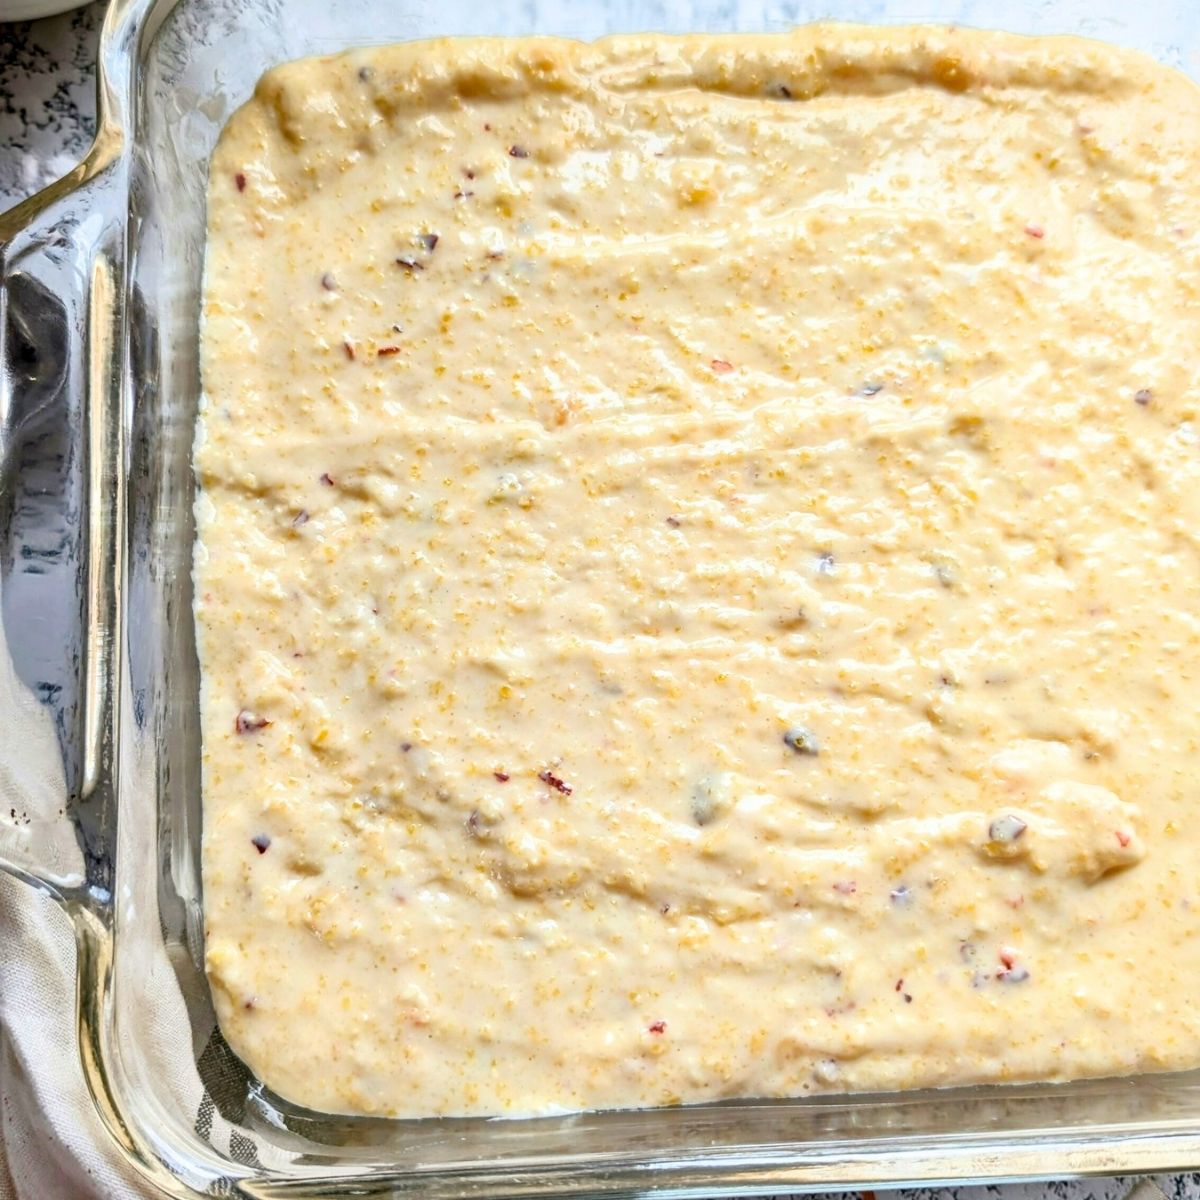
0, 579, 151, 1199
0, 875, 149, 1199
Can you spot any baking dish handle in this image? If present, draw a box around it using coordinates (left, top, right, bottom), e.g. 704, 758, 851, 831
0, 139, 126, 911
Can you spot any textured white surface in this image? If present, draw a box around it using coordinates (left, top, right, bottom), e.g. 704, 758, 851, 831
0, 5, 1198, 1198
0, 877, 152, 1198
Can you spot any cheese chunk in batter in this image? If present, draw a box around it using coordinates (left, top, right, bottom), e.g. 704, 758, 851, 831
197, 25, 1200, 1118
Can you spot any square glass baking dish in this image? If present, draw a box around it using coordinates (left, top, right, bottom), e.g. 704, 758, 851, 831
4, 0, 1200, 1195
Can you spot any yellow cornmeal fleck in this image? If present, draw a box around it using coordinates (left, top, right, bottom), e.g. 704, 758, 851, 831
198, 25, 1200, 1119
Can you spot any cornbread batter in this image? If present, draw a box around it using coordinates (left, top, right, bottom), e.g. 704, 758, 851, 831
196, 25, 1200, 1118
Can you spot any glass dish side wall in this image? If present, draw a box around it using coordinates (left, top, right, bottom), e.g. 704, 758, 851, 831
107, 0, 1200, 1193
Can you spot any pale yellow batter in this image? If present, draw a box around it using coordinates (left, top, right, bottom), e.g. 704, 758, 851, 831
196, 25, 1200, 1119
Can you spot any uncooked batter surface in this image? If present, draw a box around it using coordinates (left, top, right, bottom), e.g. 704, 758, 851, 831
196, 25, 1200, 1118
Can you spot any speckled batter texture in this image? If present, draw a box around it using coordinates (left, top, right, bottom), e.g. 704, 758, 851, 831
196, 25, 1200, 1119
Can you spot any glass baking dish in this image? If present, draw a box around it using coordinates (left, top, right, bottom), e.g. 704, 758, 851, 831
3, 0, 1200, 1195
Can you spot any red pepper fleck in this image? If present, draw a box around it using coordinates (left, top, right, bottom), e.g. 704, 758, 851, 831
509, 144, 529, 158
493, 771, 510, 782
319, 472, 335, 487
343, 340, 356, 361
710, 358, 734, 373
997, 964, 1031, 984
1116, 829, 1131, 847
251, 833, 271, 854
894, 978, 904, 991
1024, 223, 1044, 239
235, 710, 270, 734
538, 769, 572, 796
244, 998, 256, 1010
648, 1020, 667, 1034
999, 948, 1017, 971
235, 172, 246, 192
377, 345, 402, 357
832, 880, 857, 895
824, 1000, 856, 1017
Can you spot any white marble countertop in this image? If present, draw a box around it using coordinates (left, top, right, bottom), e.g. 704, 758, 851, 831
0, 7, 1197, 1200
